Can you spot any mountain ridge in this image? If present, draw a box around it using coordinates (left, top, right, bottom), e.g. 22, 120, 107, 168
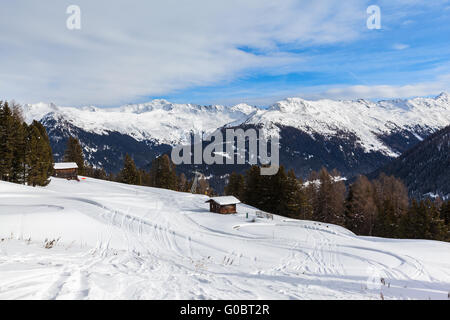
19, 93, 450, 190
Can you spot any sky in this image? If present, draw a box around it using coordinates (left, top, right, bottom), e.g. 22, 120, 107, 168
1, 0, 450, 107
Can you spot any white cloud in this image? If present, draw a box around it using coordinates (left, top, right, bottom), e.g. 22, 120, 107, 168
208, 74, 450, 106
0, 0, 367, 106
393, 43, 410, 50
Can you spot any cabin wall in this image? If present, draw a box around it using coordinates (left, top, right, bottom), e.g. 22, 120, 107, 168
208, 201, 237, 214
54, 168, 78, 180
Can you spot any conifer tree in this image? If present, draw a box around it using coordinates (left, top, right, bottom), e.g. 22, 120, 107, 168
279, 169, 301, 217
0, 102, 15, 181
64, 137, 85, 175
315, 167, 346, 224
345, 175, 377, 235
120, 154, 140, 185
372, 174, 408, 237
440, 201, 450, 226
178, 173, 188, 192
243, 165, 261, 208
400, 199, 447, 241
298, 179, 315, 220
149, 154, 177, 190
225, 172, 245, 199
25, 121, 52, 186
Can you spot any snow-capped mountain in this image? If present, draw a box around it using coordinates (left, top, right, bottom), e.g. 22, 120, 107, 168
22, 100, 257, 145
21, 93, 450, 190
241, 92, 450, 157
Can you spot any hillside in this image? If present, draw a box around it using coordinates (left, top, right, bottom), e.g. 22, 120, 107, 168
370, 125, 450, 199
1, 178, 449, 299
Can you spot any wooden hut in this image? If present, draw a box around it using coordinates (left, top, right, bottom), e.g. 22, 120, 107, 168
205, 196, 240, 214
53, 162, 79, 180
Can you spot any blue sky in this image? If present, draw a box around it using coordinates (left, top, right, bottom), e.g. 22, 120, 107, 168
1, 1, 450, 107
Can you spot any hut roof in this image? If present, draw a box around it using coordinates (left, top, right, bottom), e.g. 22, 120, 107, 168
54, 162, 78, 170
205, 196, 240, 206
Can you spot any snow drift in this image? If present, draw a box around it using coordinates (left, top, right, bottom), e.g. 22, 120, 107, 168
0, 178, 449, 299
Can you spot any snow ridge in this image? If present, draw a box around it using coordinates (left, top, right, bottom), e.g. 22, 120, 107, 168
22, 93, 450, 155
243, 93, 450, 156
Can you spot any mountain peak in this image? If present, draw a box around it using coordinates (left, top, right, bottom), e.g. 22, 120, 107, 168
436, 92, 449, 101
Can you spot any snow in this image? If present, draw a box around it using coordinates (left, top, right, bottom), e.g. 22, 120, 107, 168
1, 178, 449, 300
21, 100, 257, 146
54, 162, 78, 170
21, 94, 450, 155
243, 93, 450, 157
206, 196, 240, 205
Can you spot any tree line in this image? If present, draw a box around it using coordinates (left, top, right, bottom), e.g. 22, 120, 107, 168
64, 137, 213, 195
225, 166, 449, 241
0, 101, 53, 186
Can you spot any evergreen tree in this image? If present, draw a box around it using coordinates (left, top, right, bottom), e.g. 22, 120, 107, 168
279, 169, 301, 217
84, 165, 107, 180
243, 166, 261, 208
120, 154, 140, 185
25, 121, 52, 186
400, 200, 447, 241
440, 201, 450, 226
10, 104, 27, 183
149, 154, 177, 190
372, 174, 409, 238
225, 172, 245, 199
0, 102, 15, 181
64, 137, 85, 175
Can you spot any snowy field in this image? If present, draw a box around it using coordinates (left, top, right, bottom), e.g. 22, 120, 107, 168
0, 178, 449, 300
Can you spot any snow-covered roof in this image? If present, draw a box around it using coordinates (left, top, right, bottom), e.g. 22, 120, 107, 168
53, 162, 78, 170
206, 196, 240, 205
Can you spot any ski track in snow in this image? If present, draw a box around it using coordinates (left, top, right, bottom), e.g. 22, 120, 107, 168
0, 178, 450, 300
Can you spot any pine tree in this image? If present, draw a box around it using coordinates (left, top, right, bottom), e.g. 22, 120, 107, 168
279, 169, 301, 217
225, 172, 245, 199
400, 200, 447, 241
440, 201, 450, 226
64, 137, 85, 175
298, 179, 315, 220
25, 121, 52, 186
0, 102, 15, 181
243, 165, 262, 208
9, 104, 27, 183
120, 154, 140, 185
149, 154, 177, 190
372, 174, 408, 238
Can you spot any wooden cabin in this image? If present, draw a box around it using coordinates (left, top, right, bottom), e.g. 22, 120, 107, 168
205, 196, 240, 214
53, 162, 79, 181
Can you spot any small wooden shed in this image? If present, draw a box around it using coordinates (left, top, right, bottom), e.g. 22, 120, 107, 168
205, 196, 240, 214
53, 162, 79, 180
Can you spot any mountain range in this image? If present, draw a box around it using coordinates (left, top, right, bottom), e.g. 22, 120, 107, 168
21, 93, 450, 193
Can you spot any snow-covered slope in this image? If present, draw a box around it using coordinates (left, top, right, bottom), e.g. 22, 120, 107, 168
242, 93, 450, 157
22, 100, 257, 145
1, 178, 449, 300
